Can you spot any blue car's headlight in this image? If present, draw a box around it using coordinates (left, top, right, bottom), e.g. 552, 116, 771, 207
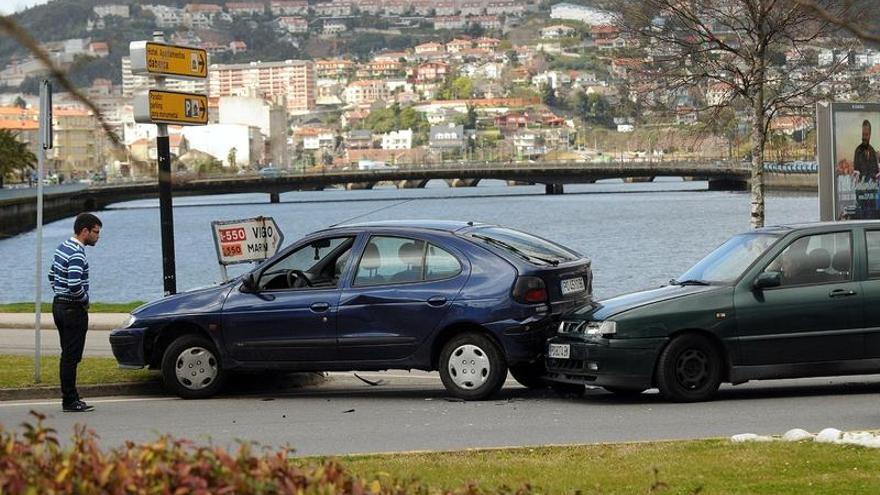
121, 314, 137, 329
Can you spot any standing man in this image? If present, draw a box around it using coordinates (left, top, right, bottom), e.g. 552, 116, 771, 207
49, 212, 102, 412
853, 120, 879, 180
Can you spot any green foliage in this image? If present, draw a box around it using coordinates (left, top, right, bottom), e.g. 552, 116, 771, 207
0, 301, 144, 313
0, 355, 155, 389
0, 413, 547, 494
454, 105, 478, 130
363, 105, 429, 144
0, 129, 37, 188
438, 76, 475, 100
573, 92, 613, 128
540, 83, 556, 107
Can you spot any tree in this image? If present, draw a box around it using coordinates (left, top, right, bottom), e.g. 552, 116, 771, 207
13, 96, 26, 109
574, 92, 613, 128
620, 0, 855, 228
540, 83, 557, 107
0, 129, 37, 188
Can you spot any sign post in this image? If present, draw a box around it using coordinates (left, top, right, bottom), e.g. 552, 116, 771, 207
34, 79, 52, 383
210, 217, 285, 281
131, 32, 208, 295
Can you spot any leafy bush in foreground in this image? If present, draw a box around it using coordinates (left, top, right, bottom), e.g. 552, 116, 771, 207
0, 412, 536, 495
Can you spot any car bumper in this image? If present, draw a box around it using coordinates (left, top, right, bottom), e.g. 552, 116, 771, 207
108, 327, 148, 368
486, 315, 558, 365
544, 336, 666, 389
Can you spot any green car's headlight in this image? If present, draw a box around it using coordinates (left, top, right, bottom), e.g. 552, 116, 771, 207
585, 320, 616, 336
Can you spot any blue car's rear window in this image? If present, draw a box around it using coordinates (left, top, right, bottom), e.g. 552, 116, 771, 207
467, 227, 580, 265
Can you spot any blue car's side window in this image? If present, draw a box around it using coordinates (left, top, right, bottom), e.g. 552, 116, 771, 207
354, 236, 426, 286
426, 244, 462, 281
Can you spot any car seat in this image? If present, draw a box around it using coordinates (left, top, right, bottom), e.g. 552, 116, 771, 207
355, 243, 383, 285
391, 242, 423, 283
830, 250, 851, 280
798, 248, 831, 284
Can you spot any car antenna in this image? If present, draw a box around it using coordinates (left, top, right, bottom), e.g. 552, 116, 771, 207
328, 199, 416, 228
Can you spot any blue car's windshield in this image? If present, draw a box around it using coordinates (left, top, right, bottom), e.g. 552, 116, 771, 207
676, 233, 780, 284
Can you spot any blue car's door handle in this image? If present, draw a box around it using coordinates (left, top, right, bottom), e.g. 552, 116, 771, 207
310, 302, 331, 313
427, 296, 447, 307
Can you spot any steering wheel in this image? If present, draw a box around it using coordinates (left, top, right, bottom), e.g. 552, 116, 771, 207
286, 269, 313, 288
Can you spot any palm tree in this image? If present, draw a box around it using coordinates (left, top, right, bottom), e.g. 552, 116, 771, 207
0, 129, 37, 188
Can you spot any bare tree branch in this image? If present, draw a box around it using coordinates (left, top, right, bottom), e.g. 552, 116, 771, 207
794, 0, 880, 44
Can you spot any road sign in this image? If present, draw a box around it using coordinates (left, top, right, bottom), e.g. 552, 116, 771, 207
134, 89, 208, 126
130, 41, 208, 79
211, 217, 285, 266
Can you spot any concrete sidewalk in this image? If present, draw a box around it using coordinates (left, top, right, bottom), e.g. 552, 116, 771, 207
0, 313, 128, 331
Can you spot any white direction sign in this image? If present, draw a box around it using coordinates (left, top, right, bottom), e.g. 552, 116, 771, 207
211, 217, 284, 265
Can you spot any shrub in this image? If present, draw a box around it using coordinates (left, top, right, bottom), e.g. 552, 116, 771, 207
0, 412, 537, 494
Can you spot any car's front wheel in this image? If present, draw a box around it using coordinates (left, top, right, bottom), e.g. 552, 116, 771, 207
439, 332, 507, 400
655, 333, 722, 402
161, 334, 225, 399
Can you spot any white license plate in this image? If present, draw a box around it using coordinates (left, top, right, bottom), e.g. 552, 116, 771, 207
548, 343, 570, 359
560, 277, 585, 295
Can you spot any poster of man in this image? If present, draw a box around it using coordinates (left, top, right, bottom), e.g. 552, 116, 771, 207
828, 103, 880, 220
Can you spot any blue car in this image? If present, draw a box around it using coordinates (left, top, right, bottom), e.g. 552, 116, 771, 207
109, 221, 592, 400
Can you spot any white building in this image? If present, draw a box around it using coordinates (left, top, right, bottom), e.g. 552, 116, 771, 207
381, 129, 413, 150
141, 5, 184, 28
93, 4, 130, 18
550, 3, 615, 26
182, 124, 261, 167
302, 132, 336, 150
323, 20, 348, 35
532, 70, 571, 90
218, 96, 289, 167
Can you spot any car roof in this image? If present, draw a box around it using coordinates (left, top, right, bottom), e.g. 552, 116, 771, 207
314, 219, 490, 234
754, 220, 880, 234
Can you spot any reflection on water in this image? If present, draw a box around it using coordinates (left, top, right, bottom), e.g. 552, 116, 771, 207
0, 179, 818, 303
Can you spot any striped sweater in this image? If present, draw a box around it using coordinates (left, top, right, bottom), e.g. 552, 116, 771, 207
48, 238, 89, 303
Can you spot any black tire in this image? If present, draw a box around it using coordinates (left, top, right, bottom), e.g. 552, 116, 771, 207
603, 386, 646, 397
510, 361, 550, 389
439, 332, 507, 400
161, 334, 226, 399
550, 382, 586, 397
655, 334, 722, 402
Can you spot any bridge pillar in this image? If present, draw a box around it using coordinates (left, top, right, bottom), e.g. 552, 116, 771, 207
447, 179, 480, 188
269, 192, 281, 203
545, 183, 564, 195
708, 178, 749, 191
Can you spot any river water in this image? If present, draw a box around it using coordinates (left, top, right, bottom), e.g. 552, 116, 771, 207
0, 179, 818, 304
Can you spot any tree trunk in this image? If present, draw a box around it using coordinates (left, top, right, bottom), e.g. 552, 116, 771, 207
750, 103, 766, 229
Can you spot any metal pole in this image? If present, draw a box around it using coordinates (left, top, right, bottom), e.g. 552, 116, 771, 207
34, 80, 51, 383
153, 31, 177, 295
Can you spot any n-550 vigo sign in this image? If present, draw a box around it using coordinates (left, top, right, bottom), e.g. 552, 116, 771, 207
130, 41, 208, 79
211, 217, 285, 265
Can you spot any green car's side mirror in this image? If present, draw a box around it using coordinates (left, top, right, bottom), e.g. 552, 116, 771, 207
753, 271, 782, 290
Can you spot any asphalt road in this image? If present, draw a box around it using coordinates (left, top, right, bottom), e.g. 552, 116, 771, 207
1, 370, 880, 456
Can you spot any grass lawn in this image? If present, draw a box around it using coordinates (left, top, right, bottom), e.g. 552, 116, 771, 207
330, 440, 880, 494
0, 355, 157, 389
0, 302, 144, 313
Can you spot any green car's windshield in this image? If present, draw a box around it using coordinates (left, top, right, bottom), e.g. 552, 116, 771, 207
676, 233, 780, 284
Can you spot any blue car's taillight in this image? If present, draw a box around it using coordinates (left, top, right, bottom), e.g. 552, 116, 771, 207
513, 276, 548, 304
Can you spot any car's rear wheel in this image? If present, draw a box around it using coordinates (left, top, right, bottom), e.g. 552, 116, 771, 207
161, 334, 225, 399
439, 332, 507, 400
603, 386, 646, 397
655, 334, 722, 402
509, 361, 549, 389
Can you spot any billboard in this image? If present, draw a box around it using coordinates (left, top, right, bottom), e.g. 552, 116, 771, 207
818, 102, 880, 220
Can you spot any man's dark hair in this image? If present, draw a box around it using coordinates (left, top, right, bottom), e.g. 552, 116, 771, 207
864, 120, 872, 131
74, 213, 102, 234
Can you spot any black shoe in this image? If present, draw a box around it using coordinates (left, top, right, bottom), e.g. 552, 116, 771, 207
62, 400, 94, 412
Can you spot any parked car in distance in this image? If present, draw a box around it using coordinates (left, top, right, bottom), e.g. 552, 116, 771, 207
547, 221, 880, 402
258, 166, 285, 178
110, 221, 592, 400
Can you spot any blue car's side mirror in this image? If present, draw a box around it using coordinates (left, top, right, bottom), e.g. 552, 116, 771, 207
241, 273, 258, 293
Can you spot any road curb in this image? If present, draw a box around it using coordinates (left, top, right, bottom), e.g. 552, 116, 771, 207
0, 372, 329, 402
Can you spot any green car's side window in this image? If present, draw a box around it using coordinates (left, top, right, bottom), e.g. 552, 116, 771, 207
866, 231, 880, 279
764, 232, 852, 287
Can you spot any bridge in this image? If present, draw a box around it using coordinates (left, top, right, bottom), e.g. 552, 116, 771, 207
1, 159, 749, 238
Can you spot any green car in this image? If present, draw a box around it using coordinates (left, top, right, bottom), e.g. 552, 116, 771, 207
546, 221, 880, 402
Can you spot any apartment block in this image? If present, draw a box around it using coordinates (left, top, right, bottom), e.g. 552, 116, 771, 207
209, 60, 316, 112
